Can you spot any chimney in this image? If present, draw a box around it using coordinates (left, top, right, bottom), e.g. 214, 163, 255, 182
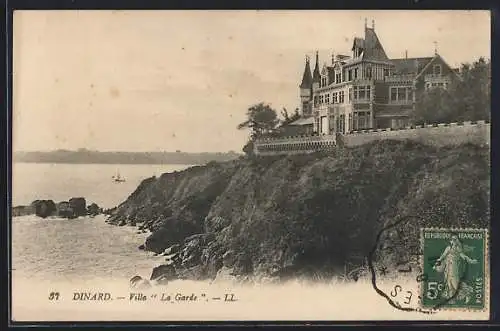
405, 50, 408, 59
372, 19, 375, 30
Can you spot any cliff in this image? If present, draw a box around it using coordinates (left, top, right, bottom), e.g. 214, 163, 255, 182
107, 140, 490, 282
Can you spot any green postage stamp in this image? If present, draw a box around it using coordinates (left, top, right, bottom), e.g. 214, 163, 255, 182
420, 228, 489, 310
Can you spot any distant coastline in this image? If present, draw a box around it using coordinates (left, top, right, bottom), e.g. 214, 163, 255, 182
13, 149, 241, 165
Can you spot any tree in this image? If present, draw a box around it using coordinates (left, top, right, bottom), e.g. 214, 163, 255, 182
413, 57, 491, 125
237, 103, 280, 140
242, 140, 255, 157
280, 107, 301, 126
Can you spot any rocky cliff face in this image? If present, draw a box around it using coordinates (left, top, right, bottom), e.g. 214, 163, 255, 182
107, 140, 490, 282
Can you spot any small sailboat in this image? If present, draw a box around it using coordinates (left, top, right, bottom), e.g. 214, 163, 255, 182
112, 170, 126, 183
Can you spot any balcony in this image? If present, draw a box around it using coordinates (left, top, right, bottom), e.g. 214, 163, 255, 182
424, 74, 451, 83
353, 98, 371, 105
385, 74, 416, 83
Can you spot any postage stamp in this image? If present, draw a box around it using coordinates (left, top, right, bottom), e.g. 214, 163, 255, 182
420, 228, 489, 310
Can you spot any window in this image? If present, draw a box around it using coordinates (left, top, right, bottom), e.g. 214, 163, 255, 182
383, 69, 390, 77
358, 113, 366, 129
348, 70, 352, 81
433, 64, 442, 76
321, 77, 327, 87
336, 114, 346, 134
353, 86, 371, 101
390, 88, 398, 101
319, 95, 324, 104
302, 101, 309, 113
335, 72, 341, 84
365, 66, 372, 79
325, 93, 330, 104
314, 96, 319, 106
390, 87, 413, 103
329, 115, 336, 133
425, 81, 448, 90
339, 91, 345, 104
354, 68, 358, 80
333, 92, 338, 104
352, 111, 371, 130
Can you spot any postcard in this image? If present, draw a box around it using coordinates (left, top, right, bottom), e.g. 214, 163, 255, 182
10, 9, 491, 322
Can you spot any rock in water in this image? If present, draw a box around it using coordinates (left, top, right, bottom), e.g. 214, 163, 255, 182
56, 201, 75, 218
12, 205, 35, 217
69, 197, 86, 217
150, 264, 177, 284
32, 200, 56, 218
87, 203, 101, 217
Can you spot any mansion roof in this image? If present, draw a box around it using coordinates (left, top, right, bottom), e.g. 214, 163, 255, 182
360, 27, 390, 62
299, 22, 446, 89
390, 57, 434, 75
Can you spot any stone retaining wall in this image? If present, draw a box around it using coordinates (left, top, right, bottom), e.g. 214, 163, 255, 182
343, 121, 490, 148
253, 121, 490, 155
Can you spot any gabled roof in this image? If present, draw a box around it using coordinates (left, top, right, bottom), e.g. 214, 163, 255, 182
299, 58, 313, 89
414, 54, 463, 80
352, 37, 364, 51
362, 27, 389, 62
390, 57, 434, 75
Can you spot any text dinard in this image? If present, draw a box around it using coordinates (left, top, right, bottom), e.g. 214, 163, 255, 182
72, 292, 198, 301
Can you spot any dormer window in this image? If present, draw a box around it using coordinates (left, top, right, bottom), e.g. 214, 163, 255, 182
433, 64, 442, 76
335, 71, 341, 84
321, 77, 327, 87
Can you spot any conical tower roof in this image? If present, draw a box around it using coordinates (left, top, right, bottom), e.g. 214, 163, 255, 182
299, 56, 313, 89
362, 23, 389, 62
312, 51, 321, 84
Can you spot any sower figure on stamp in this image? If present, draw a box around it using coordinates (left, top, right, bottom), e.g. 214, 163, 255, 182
434, 235, 478, 302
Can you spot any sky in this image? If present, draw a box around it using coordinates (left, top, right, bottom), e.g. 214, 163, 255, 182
12, 10, 491, 153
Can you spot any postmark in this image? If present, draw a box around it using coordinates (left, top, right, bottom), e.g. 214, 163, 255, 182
420, 228, 489, 311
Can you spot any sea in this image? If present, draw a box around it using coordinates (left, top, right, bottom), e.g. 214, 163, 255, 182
10, 163, 487, 322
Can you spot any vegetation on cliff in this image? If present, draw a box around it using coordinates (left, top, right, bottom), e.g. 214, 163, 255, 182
413, 57, 491, 125
107, 140, 489, 282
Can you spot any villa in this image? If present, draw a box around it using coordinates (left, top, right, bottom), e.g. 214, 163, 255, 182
289, 19, 461, 136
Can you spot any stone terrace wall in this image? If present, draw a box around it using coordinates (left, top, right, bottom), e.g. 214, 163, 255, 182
343, 121, 490, 148
253, 121, 490, 156
254, 134, 337, 156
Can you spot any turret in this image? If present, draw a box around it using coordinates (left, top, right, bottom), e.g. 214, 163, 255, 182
299, 55, 313, 116
312, 51, 321, 91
